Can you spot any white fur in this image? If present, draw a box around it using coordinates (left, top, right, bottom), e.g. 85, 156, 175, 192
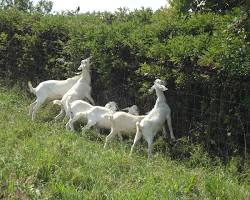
28, 75, 80, 121
130, 79, 176, 159
121, 105, 139, 116
103, 111, 145, 148
53, 57, 95, 121
66, 100, 118, 131
104, 103, 168, 148
72, 103, 118, 132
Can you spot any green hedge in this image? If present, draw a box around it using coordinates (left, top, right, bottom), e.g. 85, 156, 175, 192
0, 7, 249, 160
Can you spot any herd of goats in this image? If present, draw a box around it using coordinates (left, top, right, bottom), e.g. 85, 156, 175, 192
27, 57, 176, 159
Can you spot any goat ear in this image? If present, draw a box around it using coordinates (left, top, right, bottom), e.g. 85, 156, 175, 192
78, 65, 82, 70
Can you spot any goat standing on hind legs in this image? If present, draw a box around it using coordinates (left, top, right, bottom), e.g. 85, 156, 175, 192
129, 79, 176, 160
53, 57, 95, 122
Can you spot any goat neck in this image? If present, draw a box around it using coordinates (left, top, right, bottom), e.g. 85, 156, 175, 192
80, 66, 91, 85
155, 87, 166, 104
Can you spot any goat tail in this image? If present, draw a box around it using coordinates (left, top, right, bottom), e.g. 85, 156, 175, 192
53, 100, 62, 106
28, 81, 35, 94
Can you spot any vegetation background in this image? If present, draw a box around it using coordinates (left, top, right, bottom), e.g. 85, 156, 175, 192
0, 0, 249, 198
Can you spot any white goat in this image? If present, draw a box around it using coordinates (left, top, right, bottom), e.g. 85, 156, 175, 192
71, 102, 118, 132
121, 105, 139, 115
53, 57, 95, 121
103, 111, 145, 148
65, 100, 118, 131
104, 104, 170, 148
130, 79, 176, 159
28, 75, 80, 121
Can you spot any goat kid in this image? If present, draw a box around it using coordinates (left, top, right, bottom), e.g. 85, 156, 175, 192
103, 111, 145, 148
66, 100, 118, 131
71, 102, 118, 132
121, 105, 139, 116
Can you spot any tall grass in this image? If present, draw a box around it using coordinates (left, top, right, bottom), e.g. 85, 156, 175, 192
0, 85, 249, 199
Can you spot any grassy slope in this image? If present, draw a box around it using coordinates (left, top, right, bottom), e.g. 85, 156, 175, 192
0, 85, 249, 199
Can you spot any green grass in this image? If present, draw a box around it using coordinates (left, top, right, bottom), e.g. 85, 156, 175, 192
0, 85, 249, 199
